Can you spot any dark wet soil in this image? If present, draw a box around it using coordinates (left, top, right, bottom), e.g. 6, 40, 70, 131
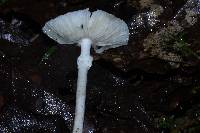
0, 0, 200, 133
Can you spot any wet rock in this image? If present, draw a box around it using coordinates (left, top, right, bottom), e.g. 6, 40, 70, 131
0, 0, 200, 133
0, 104, 69, 133
0, 95, 4, 112
0, 55, 97, 132
0, 12, 40, 45
85, 63, 156, 132
0, 55, 11, 94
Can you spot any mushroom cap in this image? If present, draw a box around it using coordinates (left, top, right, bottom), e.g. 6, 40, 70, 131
43, 9, 129, 53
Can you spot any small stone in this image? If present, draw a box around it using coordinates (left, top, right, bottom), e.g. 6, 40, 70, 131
113, 57, 122, 63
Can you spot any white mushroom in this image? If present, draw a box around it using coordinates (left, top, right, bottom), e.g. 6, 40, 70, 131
42, 8, 129, 133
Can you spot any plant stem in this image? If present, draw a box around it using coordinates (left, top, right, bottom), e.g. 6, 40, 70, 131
73, 38, 92, 133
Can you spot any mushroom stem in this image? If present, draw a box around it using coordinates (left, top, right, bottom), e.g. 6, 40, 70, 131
73, 38, 93, 133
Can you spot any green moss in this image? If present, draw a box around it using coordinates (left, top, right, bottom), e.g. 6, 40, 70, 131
192, 86, 200, 94
155, 116, 174, 129
174, 33, 199, 58
155, 104, 200, 133
161, 32, 200, 59
0, 0, 9, 5
39, 46, 57, 64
